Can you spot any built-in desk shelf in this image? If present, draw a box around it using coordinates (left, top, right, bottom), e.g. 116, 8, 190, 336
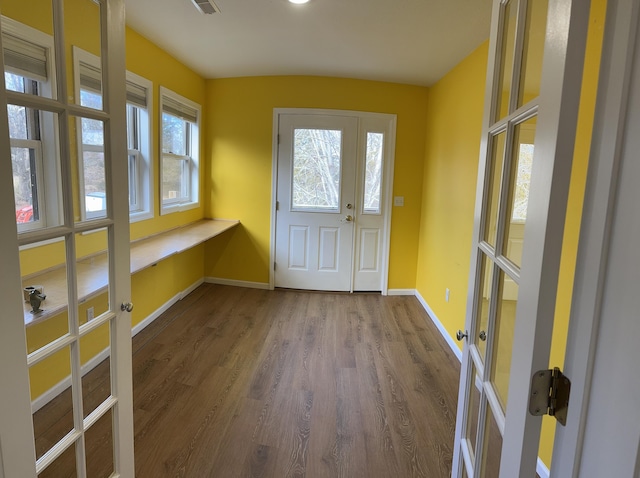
22, 219, 239, 326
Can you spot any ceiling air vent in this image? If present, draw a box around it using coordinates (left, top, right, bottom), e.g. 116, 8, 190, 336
191, 0, 220, 14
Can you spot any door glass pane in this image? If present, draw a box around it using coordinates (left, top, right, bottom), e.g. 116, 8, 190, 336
477, 253, 493, 362
480, 402, 503, 478
11, 145, 40, 223
85, 408, 114, 478
76, 229, 110, 320
1, 3, 56, 102
9, 108, 63, 231
29, 346, 73, 461
363, 132, 383, 214
81, 322, 111, 418
67, 0, 103, 109
518, 0, 548, 106
466, 363, 482, 463
292, 128, 342, 210
483, 132, 506, 247
491, 270, 518, 411
504, 117, 536, 268
73, 115, 107, 221
496, 0, 517, 120
38, 441, 77, 477
21, 237, 69, 340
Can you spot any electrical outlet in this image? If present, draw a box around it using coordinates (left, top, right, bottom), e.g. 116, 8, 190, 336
445, 288, 450, 303
87, 306, 94, 321
394, 196, 405, 207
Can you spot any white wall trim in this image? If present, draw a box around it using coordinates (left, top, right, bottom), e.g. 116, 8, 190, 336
204, 277, 271, 290
31, 278, 204, 413
537, 458, 550, 478
414, 290, 462, 361
387, 288, 416, 296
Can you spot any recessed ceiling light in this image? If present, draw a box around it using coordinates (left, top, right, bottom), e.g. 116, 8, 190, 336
289, 0, 310, 4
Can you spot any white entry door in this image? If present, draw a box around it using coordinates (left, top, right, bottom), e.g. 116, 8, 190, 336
274, 110, 395, 292
0, 0, 134, 476
452, 0, 591, 477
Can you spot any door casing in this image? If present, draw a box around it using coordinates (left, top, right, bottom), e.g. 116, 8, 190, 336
270, 108, 396, 294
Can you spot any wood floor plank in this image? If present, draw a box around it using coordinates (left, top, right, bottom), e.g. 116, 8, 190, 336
32, 284, 462, 477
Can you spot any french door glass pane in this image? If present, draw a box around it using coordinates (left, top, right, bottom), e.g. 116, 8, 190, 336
518, 0, 548, 106
292, 128, 342, 210
504, 117, 536, 268
466, 364, 482, 463
12, 146, 40, 223
496, 0, 517, 120
85, 409, 114, 478
364, 132, 384, 213
29, 346, 73, 461
483, 132, 506, 247
76, 229, 109, 320
477, 253, 494, 362
21, 237, 70, 339
67, 0, 103, 109
38, 441, 78, 478
81, 322, 111, 419
491, 270, 519, 411
73, 115, 107, 220
480, 401, 503, 478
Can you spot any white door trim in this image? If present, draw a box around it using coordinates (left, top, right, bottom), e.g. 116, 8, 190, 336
269, 108, 396, 294
551, 0, 640, 475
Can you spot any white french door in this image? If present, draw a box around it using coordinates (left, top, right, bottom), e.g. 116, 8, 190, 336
274, 110, 396, 293
0, 0, 134, 477
452, 0, 591, 477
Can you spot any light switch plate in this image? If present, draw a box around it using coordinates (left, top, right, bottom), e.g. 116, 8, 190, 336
394, 196, 404, 207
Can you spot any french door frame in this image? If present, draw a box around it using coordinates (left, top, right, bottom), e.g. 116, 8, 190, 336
452, 0, 592, 476
0, 0, 134, 476
552, 0, 640, 474
269, 108, 396, 294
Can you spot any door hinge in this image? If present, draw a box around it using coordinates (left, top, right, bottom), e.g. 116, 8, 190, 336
529, 367, 571, 426
277, 134, 280, 144
274, 261, 276, 271
276, 201, 279, 211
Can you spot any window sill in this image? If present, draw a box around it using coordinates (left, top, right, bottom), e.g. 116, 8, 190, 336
22, 218, 239, 327
160, 201, 199, 216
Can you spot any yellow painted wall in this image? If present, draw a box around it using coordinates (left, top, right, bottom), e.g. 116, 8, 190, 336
204, 76, 429, 288
416, 0, 606, 469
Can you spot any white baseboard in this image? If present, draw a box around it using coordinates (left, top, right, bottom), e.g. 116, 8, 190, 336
204, 276, 270, 290
387, 288, 416, 296
131, 278, 203, 337
414, 289, 462, 361
31, 346, 111, 413
537, 458, 550, 478
31, 278, 204, 413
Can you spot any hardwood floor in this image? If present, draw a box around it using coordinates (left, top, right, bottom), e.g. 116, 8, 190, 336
35, 284, 461, 477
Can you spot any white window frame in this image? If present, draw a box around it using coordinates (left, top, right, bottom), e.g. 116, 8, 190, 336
73, 46, 153, 222
3, 16, 61, 234
159, 86, 201, 215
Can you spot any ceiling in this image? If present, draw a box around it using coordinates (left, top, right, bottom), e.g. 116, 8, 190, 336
124, 0, 493, 87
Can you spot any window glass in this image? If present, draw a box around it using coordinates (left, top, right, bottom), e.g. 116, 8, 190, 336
160, 87, 200, 213
162, 113, 187, 156
292, 128, 342, 210
364, 132, 383, 213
